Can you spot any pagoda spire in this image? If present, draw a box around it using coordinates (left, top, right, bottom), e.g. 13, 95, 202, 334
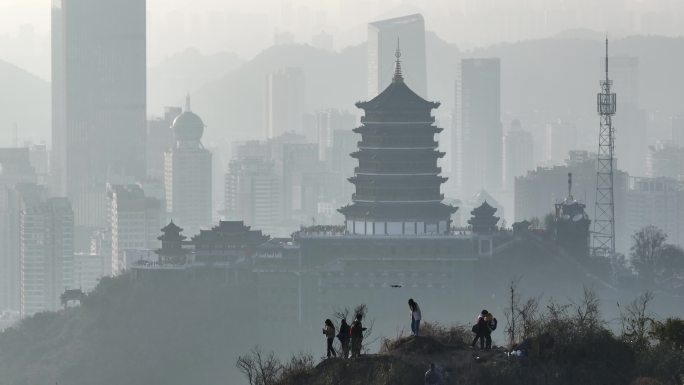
185, 93, 192, 112
393, 38, 403, 83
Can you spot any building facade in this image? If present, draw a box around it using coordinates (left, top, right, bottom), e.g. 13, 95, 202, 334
108, 184, 164, 275
51, 0, 147, 228
368, 14, 427, 98
265, 67, 306, 139
504, 123, 534, 190
164, 99, 212, 238
455, 58, 502, 196
19, 188, 74, 317
224, 157, 282, 233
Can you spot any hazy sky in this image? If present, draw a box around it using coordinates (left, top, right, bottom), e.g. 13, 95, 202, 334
2, 0, 684, 79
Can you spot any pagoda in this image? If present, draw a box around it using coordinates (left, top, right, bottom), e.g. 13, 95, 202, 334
339, 44, 457, 235
468, 201, 500, 235
155, 220, 189, 265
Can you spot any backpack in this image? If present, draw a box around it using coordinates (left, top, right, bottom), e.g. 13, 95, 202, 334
489, 317, 498, 331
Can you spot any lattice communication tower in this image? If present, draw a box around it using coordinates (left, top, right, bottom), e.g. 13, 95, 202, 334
593, 39, 617, 257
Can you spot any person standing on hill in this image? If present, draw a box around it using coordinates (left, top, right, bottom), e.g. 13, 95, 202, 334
323, 319, 337, 358
337, 319, 350, 359
409, 298, 422, 336
483, 312, 495, 350
471, 309, 489, 349
350, 314, 366, 358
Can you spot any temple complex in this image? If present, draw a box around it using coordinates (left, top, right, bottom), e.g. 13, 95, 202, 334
339, 45, 457, 235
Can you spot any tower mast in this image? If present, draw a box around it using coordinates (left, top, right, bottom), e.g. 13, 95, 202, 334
593, 38, 617, 257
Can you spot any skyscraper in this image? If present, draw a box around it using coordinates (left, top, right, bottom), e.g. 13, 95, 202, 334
504, 121, 534, 190
265, 67, 306, 139
164, 98, 212, 237
368, 14, 427, 99
51, 0, 147, 228
455, 58, 502, 197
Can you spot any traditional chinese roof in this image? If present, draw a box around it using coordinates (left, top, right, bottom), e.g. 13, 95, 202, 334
356, 45, 439, 112
470, 201, 497, 218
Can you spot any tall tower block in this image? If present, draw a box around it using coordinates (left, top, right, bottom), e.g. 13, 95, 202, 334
593, 39, 617, 257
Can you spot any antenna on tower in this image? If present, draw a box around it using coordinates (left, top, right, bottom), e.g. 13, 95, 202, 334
593, 37, 617, 258
393, 37, 403, 83
185, 93, 192, 112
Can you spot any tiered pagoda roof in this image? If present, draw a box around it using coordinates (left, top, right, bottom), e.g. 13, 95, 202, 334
468, 201, 500, 234
339, 45, 456, 233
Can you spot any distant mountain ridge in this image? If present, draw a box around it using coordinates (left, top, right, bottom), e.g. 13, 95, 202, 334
0, 59, 50, 146
191, 34, 684, 144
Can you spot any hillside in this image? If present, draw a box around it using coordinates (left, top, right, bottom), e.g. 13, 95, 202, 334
147, 48, 244, 114
0, 276, 256, 385
0, 59, 50, 145
248, 323, 683, 385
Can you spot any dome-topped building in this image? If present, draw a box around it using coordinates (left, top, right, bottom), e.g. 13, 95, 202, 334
164, 94, 212, 237
172, 95, 206, 146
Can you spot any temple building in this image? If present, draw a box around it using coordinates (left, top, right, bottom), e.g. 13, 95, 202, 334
553, 173, 591, 257
339, 46, 457, 235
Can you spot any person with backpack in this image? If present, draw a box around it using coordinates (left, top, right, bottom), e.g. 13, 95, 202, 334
471, 309, 489, 349
408, 298, 422, 336
337, 319, 350, 359
323, 319, 337, 358
424, 363, 442, 385
485, 312, 497, 350
350, 314, 366, 358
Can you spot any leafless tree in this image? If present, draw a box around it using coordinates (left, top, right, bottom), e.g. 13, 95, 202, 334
619, 291, 656, 349
235, 346, 282, 385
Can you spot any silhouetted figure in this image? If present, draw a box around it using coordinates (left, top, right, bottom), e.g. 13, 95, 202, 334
425, 362, 442, 385
408, 298, 422, 336
483, 312, 494, 349
337, 319, 351, 358
471, 309, 489, 349
323, 319, 336, 358
350, 314, 366, 358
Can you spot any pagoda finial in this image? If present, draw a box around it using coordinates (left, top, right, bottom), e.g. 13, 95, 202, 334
393, 38, 403, 83
185, 93, 191, 112
568, 172, 574, 201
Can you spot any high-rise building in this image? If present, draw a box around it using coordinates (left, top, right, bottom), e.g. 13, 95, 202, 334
455, 58, 502, 197
340, 48, 456, 235
625, 177, 684, 248
51, 0, 147, 228
147, 106, 182, 181
368, 14, 427, 98
504, 121, 534, 190
224, 157, 282, 233
19, 185, 74, 317
281, 143, 322, 221
646, 141, 684, 180
107, 184, 164, 275
609, 56, 648, 176
265, 67, 306, 139
164, 98, 212, 237
314, 109, 356, 161
0, 149, 37, 312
